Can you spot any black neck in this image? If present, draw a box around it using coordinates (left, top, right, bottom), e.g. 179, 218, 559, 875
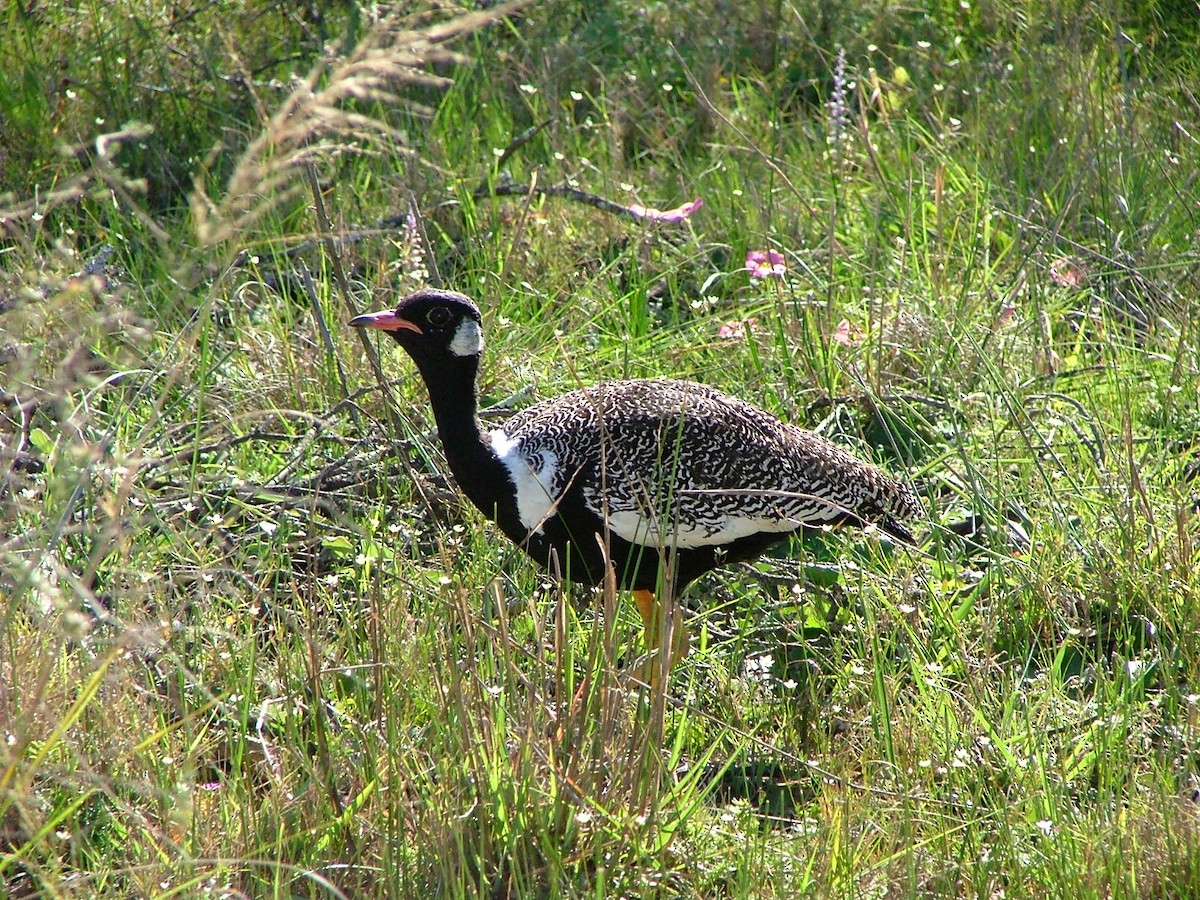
416, 353, 483, 451
412, 354, 523, 539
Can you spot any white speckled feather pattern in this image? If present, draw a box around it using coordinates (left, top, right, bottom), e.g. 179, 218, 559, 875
489, 378, 920, 550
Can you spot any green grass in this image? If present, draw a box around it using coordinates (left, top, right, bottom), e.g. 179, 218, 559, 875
3, 0, 1200, 896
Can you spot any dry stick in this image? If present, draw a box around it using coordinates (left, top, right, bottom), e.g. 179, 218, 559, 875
299, 259, 355, 413
302, 167, 358, 342
268, 416, 338, 489
139, 428, 310, 473
230, 212, 412, 264
470, 116, 690, 221
302, 162, 398, 434
494, 117, 555, 171
496, 171, 541, 289
484, 179, 649, 220
248, 119, 657, 279
301, 163, 453, 528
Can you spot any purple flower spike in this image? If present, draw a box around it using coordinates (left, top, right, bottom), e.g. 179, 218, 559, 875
745, 249, 786, 278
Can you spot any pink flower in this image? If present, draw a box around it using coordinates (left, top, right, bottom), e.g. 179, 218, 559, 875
717, 317, 758, 339
745, 249, 786, 278
831, 318, 864, 346
1049, 257, 1087, 288
627, 197, 704, 222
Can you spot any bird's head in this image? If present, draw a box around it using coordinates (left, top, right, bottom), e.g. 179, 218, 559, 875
350, 289, 484, 367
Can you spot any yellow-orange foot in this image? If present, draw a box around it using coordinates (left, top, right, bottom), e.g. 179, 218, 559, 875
632, 588, 690, 688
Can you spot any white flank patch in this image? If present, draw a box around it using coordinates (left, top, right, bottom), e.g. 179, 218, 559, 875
603, 509, 802, 550
489, 429, 559, 533
449, 319, 484, 357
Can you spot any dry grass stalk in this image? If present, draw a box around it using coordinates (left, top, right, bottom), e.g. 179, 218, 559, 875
192, 1, 529, 247
0, 124, 155, 229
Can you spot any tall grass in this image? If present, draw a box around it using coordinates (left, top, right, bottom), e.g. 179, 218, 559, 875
3, 0, 1200, 896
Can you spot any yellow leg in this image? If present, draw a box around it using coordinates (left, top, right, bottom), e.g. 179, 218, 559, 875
632, 589, 690, 682
633, 589, 658, 649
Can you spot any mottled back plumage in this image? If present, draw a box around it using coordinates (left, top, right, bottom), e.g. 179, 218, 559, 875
493, 378, 920, 550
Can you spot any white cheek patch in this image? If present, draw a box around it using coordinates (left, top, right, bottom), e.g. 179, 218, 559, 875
449, 319, 484, 357
490, 429, 559, 533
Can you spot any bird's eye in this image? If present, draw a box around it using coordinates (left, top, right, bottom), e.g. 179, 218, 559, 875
426, 306, 453, 327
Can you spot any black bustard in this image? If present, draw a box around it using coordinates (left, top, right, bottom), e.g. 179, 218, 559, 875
352, 289, 921, 674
